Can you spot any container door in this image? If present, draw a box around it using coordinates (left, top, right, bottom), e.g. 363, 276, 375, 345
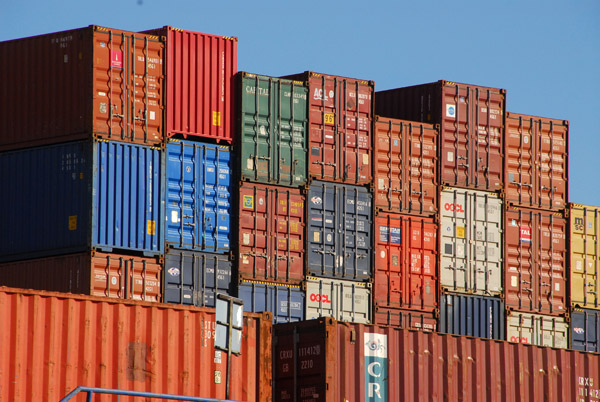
570, 310, 600, 352
570, 206, 600, 309
305, 277, 371, 324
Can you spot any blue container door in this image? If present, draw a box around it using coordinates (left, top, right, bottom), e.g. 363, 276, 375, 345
165, 140, 231, 252
439, 293, 505, 340
571, 309, 600, 352
238, 281, 304, 323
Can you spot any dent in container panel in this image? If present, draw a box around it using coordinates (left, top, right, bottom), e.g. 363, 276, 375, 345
569, 203, 600, 310
506, 311, 568, 348
305, 276, 371, 324
570, 308, 600, 353
237, 279, 304, 323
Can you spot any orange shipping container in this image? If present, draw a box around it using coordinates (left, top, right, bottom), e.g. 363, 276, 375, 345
0, 287, 272, 402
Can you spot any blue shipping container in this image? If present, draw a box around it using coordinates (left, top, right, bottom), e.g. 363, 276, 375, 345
307, 181, 372, 281
163, 250, 233, 308
165, 140, 231, 252
238, 280, 304, 323
0, 140, 163, 262
571, 308, 600, 352
439, 293, 505, 340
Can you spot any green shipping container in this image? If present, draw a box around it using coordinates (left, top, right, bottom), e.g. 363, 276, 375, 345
238, 72, 308, 187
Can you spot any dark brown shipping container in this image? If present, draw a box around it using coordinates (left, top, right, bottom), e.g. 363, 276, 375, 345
237, 182, 305, 284
274, 317, 600, 402
373, 305, 437, 331
142, 26, 237, 143
505, 112, 568, 211
282, 71, 373, 185
375, 80, 504, 191
0, 287, 272, 402
0, 251, 162, 302
505, 207, 568, 315
374, 117, 438, 215
0, 26, 164, 150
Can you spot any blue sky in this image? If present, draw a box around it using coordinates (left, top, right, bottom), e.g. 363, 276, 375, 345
2, 0, 599, 205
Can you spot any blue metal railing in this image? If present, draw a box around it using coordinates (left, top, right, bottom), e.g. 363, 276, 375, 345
59, 386, 244, 402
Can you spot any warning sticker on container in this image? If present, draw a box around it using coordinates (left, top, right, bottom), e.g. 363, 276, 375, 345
243, 195, 254, 209
111, 50, 123, 69
324, 113, 335, 125
520, 227, 532, 243
69, 215, 77, 231
446, 104, 456, 118
456, 226, 465, 238
147, 220, 156, 236
212, 111, 221, 126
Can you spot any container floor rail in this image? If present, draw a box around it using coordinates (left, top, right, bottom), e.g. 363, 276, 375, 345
59, 386, 244, 402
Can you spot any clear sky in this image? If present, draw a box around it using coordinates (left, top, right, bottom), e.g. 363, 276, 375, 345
2, 0, 599, 205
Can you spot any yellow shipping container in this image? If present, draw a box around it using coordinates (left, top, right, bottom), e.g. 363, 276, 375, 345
570, 203, 600, 309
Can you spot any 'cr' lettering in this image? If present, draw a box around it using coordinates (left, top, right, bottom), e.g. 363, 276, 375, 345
444, 203, 464, 213
309, 293, 331, 303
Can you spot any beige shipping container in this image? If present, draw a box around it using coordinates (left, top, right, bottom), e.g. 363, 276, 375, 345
570, 203, 600, 309
305, 276, 371, 324
506, 311, 568, 348
439, 187, 502, 296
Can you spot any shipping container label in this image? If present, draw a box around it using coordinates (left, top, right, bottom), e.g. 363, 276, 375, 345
243, 195, 254, 209
68, 215, 77, 231
324, 113, 335, 125
520, 226, 532, 243
111, 50, 123, 69
380, 226, 401, 244
446, 104, 456, 118
212, 111, 221, 127
147, 220, 155, 236
364, 333, 388, 402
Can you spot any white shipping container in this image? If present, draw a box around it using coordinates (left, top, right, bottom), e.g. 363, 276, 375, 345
506, 311, 568, 348
305, 276, 371, 324
439, 187, 502, 296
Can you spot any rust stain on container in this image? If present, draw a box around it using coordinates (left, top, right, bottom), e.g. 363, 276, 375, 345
0, 287, 272, 402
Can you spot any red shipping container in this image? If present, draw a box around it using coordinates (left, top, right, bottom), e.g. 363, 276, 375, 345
375, 80, 504, 191
374, 116, 438, 215
373, 305, 437, 331
238, 183, 305, 284
0, 26, 164, 150
374, 213, 438, 312
142, 26, 238, 143
283, 71, 373, 185
274, 317, 600, 402
0, 251, 162, 302
505, 112, 568, 211
0, 287, 272, 402
505, 207, 568, 315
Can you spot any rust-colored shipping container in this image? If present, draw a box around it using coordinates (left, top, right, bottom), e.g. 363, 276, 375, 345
142, 26, 237, 143
505, 112, 568, 211
505, 206, 567, 315
274, 317, 600, 402
570, 203, 600, 309
282, 71, 373, 185
374, 117, 438, 215
375, 80, 504, 191
0, 287, 272, 402
0, 251, 162, 302
374, 213, 437, 312
237, 182, 304, 284
373, 305, 437, 331
0, 26, 164, 150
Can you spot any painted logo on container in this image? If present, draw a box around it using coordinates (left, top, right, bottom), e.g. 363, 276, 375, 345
444, 203, 464, 213
243, 195, 254, 209
167, 267, 180, 277
520, 227, 532, 243
311, 196, 322, 205
364, 333, 387, 401
309, 293, 331, 303
573, 327, 585, 335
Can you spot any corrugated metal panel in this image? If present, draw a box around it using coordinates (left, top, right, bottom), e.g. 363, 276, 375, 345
375, 80, 504, 191
439, 187, 502, 295
274, 318, 598, 402
0, 252, 162, 301
307, 181, 372, 281
570, 203, 600, 309
506, 311, 568, 348
283, 71, 373, 185
165, 139, 231, 252
237, 183, 305, 284
0, 287, 272, 402
571, 308, 600, 352
505, 207, 567, 315
439, 293, 505, 339
374, 213, 437, 312
0, 140, 163, 262
163, 250, 233, 307
373, 305, 437, 331
373, 117, 438, 215
0, 26, 164, 151
505, 112, 568, 211
305, 276, 371, 324
238, 72, 308, 187
238, 279, 304, 323
142, 26, 237, 143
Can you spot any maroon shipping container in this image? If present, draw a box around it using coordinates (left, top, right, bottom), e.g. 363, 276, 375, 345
374, 213, 438, 312
0, 251, 162, 302
0, 26, 164, 150
375, 80, 504, 191
505, 207, 568, 315
505, 112, 568, 211
274, 317, 600, 402
238, 183, 305, 284
282, 71, 373, 185
373, 305, 437, 331
374, 116, 438, 215
142, 26, 237, 143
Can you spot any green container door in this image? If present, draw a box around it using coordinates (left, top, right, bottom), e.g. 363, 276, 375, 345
239, 73, 308, 187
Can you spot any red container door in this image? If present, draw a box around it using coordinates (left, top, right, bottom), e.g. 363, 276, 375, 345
373, 306, 437, 330
238, 183, 304, 284
505, 207, 567, 315
374, 213, 437, 312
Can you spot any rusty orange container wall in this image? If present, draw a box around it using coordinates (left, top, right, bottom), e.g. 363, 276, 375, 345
142, 26, 238, 143
0, 287, 272, 402
0, 26, 164, 150
274, 318, 600, 402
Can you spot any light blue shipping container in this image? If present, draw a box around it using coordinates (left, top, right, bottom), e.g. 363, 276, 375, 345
0, 140, 163, 262
165, 139, 231, 252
